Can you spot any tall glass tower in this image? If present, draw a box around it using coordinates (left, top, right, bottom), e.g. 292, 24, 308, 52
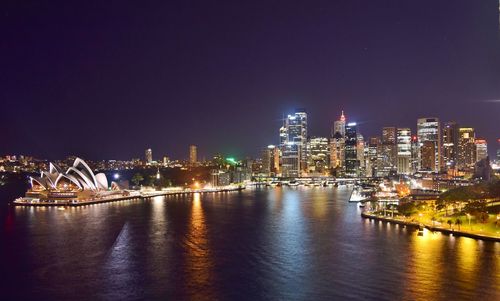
345, 122, 359, 177
417, 118, 441, 172
280, 109, 308, 177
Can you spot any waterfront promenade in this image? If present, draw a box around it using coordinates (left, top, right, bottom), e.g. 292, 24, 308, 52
12, 185, 245, 207
361, 211, 500, 242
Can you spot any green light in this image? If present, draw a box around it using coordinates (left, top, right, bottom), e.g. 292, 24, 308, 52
226, 157, 237, 164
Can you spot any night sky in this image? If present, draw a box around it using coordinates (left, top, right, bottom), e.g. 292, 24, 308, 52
1, 0, 499, 161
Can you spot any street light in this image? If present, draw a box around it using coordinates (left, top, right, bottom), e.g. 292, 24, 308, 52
466, 213, 471, 231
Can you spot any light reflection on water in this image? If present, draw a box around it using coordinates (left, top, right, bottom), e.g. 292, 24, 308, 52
1, 187, 499, 301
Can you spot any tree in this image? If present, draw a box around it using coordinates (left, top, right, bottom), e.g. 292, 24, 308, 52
397, 202, 417, 217
455, 218, 462, 231
131, 173, 144, 187
447, 219, 452, 229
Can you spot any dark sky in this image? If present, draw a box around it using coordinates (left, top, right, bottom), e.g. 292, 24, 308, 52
1, 0, 499, 161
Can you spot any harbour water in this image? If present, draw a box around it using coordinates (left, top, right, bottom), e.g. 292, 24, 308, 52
0, 183, 499, 300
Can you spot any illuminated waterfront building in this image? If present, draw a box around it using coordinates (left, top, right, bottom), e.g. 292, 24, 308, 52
475, 138, 488, 162
145, 148, 153, 164
330, 132, 345, 170
345, 122, 359, 177
396, 128, 411, 174
261, 145, 280, 176
329, 111, 347, 171
410, 135, 419, 174
442, 121, 459, 169
417, 118, 441, 172
365, 137, 380, 177
332, 110, 346, 137
280, 109, 308, 177
27, 158, 121, 202
357, 133, 365, 176
307, 137, 330, 174
379, 127, 397, 175
189, 145, 198, 165
457, 127, 476, 170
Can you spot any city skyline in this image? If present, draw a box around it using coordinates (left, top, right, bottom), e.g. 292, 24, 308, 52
1, 1, 499, 160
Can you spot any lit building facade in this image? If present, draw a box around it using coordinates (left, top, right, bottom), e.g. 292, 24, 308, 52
280, 109, 308, 177
442, 121, 458, 169
417, 117, 441, 172
345, 122, 359, 177
396, 128, 411, 174
189, 145, 198, 164
307, 137, 330, 174
145, 148, 153, 164
457, 127, 476, 170
379, 127, 397, 175
330, 111, 346, 172
261, 145, 280, 176
475, 138, 488, 162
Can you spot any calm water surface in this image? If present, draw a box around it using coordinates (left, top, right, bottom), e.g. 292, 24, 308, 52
1, 184, 499, 301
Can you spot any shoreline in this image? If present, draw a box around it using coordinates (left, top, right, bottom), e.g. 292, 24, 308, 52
12, 185, 245, 207
361, 211, 500, 243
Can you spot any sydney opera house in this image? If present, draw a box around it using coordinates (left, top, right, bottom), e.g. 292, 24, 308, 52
24, 158, 124, 204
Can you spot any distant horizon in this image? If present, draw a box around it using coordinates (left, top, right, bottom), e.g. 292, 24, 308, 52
1, 110, 498, 162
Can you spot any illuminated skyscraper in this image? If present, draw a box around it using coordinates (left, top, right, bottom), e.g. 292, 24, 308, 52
261, 145, 280, 176
380, 127, 397, 175
365, 137, 380, 177
475, 138, 488, 162
442, 121, 459, 169
280, 109, 308, 177
145, 148, 153, 164
332, 110, 346, 137
189, 145, 198, 164
417, 118, 441, 172
396, 128, 411, 174
457, 127, 475, 170
330, 111, 346, 171
307, 137, 330, 174
357, 133, 365, 176
345, 122, 359, 177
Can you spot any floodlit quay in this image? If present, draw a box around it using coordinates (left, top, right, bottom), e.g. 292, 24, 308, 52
361, 211, 500, 242
13, 185, 246, 207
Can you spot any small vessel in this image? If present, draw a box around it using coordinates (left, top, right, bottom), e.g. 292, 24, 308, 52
288, 180, 299, 187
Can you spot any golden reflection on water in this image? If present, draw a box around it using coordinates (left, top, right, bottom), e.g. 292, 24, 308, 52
185, 193, 215, 300
404, 229, 444, 301
311, 191, 328, 219
455, 237, 479, 291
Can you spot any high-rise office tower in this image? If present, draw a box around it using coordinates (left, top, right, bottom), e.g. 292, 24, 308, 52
417, 118, 441, 172
457, 127, 475, 170
345, 122, 359, 177
189, 145, 198, 165
145, 148, 153, 164
410, 135, 419, 173
365, 137, 380, 177
280, 109, 308, 177
380, 127, 397, 175
396, 128, 411, 174
332, 110, 346, 137
442, 121, 459, 169
261, 145, 280, 176
330, 111, 347, 171
330, 132, 345, 170
307, 137, 330, 174
357, 133, 365, 175
475, 138, 488, 162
